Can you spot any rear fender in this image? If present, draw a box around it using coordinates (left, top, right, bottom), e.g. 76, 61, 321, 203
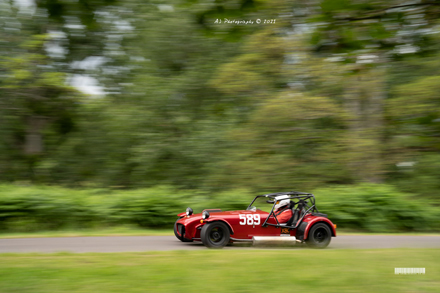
304, 218, 336, 240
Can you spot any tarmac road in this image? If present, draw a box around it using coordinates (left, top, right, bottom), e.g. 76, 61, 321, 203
1, 235, 440, 253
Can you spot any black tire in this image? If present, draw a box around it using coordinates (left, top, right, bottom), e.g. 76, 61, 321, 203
174, 219, 193, 242
200, 222, 230, 249
305, 223, 332, 248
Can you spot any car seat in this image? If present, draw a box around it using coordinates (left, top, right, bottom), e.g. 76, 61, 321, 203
286, 200, 305, 227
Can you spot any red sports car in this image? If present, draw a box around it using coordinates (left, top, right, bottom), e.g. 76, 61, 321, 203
174, 191, 336, 248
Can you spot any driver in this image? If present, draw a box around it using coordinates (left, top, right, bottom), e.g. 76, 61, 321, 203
273, 199, 293, 223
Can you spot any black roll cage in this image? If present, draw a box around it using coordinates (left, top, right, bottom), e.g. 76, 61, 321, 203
246, 191, 320, 229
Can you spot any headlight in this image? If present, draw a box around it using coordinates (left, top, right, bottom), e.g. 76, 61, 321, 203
202, 210, 210, 219
186, 207, 193, 216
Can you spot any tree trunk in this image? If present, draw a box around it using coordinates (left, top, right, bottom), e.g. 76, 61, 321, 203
344, 66, 386, 183
24, 115, 46, 155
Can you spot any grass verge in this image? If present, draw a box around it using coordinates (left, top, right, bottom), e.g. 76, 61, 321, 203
0, 249, 438, 292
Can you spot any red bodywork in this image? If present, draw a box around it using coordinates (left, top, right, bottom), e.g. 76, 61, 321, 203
175, 209, 336, 242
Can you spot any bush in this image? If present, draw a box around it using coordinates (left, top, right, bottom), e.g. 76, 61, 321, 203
202, 189, 253, 211
0, 185, 198, 231
313, 184, 440, 232
103, 186, 194, 228
391, 154, 440, 203
0, 185, 98, 231
0, 184, 439, 232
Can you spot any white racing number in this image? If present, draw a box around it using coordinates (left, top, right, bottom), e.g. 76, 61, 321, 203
239, 214, 260, 225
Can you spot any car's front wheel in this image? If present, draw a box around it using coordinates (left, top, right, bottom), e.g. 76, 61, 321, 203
201, 222, 230, 248
305, 223, 331, 248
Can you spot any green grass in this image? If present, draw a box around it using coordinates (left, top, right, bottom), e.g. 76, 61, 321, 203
0, 249, 438, 292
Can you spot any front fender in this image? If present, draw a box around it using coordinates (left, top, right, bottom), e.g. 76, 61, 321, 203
204, 219, 235, 235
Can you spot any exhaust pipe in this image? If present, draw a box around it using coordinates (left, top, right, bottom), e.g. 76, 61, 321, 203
252, 236, 298, 246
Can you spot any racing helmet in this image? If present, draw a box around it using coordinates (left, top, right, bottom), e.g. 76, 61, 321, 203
274, 199, 290, 211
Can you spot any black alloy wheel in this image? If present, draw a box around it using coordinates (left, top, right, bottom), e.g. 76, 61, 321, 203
201, 222, 230, 248
305, 223, 331, 248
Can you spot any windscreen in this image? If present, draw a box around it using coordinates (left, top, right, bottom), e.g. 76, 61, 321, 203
247, 197, 274, 213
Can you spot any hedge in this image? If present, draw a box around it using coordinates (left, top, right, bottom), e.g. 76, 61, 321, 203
0, 184, 438, 232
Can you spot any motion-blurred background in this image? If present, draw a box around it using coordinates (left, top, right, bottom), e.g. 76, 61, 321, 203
1, 0, 440, 233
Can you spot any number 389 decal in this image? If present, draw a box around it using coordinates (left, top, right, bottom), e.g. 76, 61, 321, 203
239, 214, 260, 225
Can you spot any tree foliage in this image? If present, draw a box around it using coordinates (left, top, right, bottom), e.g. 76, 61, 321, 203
1, 0, 440, 204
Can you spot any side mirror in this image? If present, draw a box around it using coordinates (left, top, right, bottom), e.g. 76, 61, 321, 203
266, 200, 274, 204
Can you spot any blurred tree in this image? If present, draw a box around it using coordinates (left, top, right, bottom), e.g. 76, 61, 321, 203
209, 93, 351, 191
32, 1, 242, 188
292, 0, 440, 183
35, 0, 120, 61
1, 0, 440, 195
0, 0, 124, 181
209, 28, 286, 113
301, 0, 439, 54
0, 33, 79, 180
384, 50, 440, 199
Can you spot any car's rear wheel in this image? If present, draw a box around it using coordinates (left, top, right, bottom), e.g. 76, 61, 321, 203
174, 219, 193, 242
305, 223, 331, 248
201, 222, 230, 248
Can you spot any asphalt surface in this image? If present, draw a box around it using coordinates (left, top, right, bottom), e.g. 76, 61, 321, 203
1, 235, 440, 253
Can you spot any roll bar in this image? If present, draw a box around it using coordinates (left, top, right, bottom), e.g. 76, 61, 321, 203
246, 191, 319, 229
